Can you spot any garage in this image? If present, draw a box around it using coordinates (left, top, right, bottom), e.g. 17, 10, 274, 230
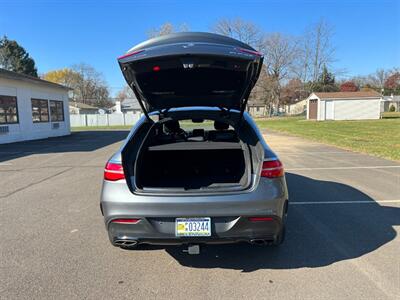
0, 68, 71, 144
306, 91, 382, 121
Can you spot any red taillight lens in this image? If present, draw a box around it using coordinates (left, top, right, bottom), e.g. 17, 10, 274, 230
104, 162, 125, 181
111, 218, 140, 224
248, 217, 274, 222
261, 159, 284, 178
117, 49, 144, 60
238, 47, 263, 56
153, 65, 160, 72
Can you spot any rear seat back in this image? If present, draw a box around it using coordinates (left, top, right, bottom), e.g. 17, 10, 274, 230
208, 121, 238, 142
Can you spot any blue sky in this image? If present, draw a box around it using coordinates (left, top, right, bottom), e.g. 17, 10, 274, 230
1, 0, 399, 95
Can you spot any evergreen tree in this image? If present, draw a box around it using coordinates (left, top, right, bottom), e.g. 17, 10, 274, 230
313, 65, 338, 92
0, 36, 38, 77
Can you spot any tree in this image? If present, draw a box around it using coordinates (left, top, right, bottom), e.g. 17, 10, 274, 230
0, 36, 38, 77
147, 22, 189, 38
212, 17, 263, 50
261, 33, 299, 110
368, 69, 389, 89
43, 68, 81, 90
384, 72, 400, 90
116, 85, 137, 100
296, 19, 335, 86
348, 68, 399, 93
281, 79, 305, 104
340, 81, 359, 92
43, 64, 112, 107
71, 63, 111, 106
313, 65, 339, 92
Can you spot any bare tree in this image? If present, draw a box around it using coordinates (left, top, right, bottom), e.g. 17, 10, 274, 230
212, 17, 263, 50
116, 85, 137, 100
298, 19, 336, 84
71, 63, 110, 106
147, 22, 189, 38
368, 69, 389, 89
349, 68, 399, 90
261, 33, 299, 111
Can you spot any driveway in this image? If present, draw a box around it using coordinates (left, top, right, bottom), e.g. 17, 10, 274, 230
0, 130, 399, 299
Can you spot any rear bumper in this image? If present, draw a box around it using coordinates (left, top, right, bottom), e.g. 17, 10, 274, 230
108, 216, 283, 246
101, 176, 288, 246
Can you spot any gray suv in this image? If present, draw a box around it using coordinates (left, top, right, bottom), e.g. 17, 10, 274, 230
100, 32, 288, 250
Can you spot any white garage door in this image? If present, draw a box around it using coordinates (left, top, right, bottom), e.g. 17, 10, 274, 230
325, 101, 334, 120
333, 99, 381, 120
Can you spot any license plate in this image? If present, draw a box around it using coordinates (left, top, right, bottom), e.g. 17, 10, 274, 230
175, 218, 211, 237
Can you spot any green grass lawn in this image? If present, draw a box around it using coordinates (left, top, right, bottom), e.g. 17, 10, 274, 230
256, 117, 400, 161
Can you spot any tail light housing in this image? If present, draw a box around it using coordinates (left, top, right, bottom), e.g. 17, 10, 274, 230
111, 218, 140, 224
261, 159, 284, 178
104, 162, 125, 181
248, 217, 274, 222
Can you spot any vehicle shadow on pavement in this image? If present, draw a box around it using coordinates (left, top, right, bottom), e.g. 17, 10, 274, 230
163, 173, 400, 272
0, 131, 129, 163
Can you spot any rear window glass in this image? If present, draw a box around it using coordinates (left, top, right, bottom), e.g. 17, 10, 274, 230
179, 120, 233, 131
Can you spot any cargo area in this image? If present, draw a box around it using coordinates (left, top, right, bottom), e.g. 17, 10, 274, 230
134, 120, 251, 192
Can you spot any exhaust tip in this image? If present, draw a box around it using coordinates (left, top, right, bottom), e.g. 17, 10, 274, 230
250, 239, 274, 245
114, 239, 138, 248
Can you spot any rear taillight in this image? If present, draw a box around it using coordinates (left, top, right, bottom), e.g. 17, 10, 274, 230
261, 159, 284, 178
104, 162, 125, 181
248, 217, 274, 222
111, 218, 140, 224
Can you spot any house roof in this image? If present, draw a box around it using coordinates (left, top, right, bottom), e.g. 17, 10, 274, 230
121, 98, 141, 110
0, 68, 71, 90
313, 91, 381, 100
69, 101, 99, 110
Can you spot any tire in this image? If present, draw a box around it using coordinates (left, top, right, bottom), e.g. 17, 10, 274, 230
272, 225, 286, 246
273, 201, 288, 246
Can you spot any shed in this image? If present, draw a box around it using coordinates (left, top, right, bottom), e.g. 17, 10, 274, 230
306, 91, 382, 121
0, 68, 70, 144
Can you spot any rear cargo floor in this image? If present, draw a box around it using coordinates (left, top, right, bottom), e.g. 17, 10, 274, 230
137, 147, 246, 190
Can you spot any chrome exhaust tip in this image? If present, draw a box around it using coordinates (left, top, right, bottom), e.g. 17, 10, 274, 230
114, 239, 138, 248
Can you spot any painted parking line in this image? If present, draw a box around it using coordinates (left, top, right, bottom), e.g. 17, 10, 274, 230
286, 165, 400, 171
0, 163, 12, 166
290, 199, 400, 205
278, 151, 352, 155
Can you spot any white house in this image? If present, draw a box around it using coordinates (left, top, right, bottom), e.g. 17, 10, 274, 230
0, 68, 70, 144
306, 91, 382, 121
382, 94, 400, 112
247, 102, 268, 117
284, 98, 307, 115
121, 98, 142, 114
69, 101, 102, 115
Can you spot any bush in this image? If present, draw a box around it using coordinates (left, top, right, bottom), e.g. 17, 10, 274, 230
389, 105, 396, 112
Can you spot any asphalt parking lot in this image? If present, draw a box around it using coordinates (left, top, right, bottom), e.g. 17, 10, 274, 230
0, 130, 399, 299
